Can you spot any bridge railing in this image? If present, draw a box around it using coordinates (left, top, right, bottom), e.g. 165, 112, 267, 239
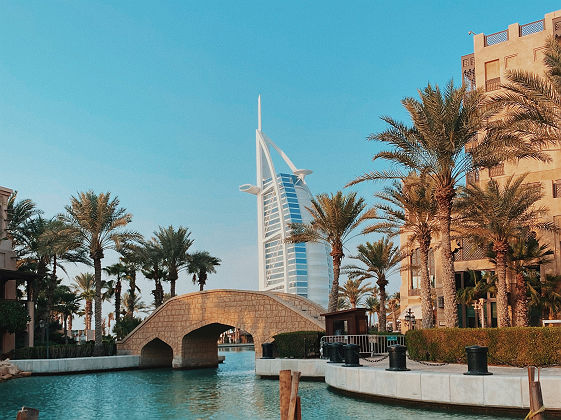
321, 334, 406, 356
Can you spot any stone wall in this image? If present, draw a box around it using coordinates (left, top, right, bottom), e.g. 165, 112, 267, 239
118, 289, 325, 369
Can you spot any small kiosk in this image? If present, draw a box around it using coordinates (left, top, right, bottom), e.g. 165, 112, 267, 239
321, 308, 368, 336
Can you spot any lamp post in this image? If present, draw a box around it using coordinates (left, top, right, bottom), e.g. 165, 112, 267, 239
404, 308, 416, 330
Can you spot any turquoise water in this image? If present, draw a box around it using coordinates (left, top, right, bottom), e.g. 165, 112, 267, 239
0, 350, 515, 419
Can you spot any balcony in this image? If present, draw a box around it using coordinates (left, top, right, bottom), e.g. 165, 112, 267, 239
485, 30, 508, 47
489, 163, 504, 177
485, 77, 501, 92
520, 19, 545, 37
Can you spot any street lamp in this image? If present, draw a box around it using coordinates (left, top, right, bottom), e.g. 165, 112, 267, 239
404, 308, 416, 330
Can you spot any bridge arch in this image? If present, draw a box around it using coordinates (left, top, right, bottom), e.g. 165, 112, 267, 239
140, 337, 173, 367
118, 289, 325, 369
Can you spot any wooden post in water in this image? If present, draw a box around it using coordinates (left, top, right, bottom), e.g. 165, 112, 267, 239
295, 396, 302, 420
527, 366, 545, 420
287, 371, 301, 420
16, 407, 39, 420
279, 370, 292, 420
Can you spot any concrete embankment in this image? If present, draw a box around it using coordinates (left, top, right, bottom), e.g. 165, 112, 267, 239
256, 357, 561, 414
10, 355, 140, 375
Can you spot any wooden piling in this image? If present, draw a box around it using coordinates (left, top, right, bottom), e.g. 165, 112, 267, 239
16, 407, 39, 420
295, 396, 302, 420
287, 371, 301, 420
527, 366, 545, 420
279, 370, 292, 420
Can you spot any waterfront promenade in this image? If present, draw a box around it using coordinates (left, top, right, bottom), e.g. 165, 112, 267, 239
256, 357, 561, 415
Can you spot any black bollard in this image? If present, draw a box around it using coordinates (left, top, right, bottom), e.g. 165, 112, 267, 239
386, 344, 410, 371
464, 345, 492, 375
343, 344, 361, 367
261, 342, 274, 359
328, 342, 344, 363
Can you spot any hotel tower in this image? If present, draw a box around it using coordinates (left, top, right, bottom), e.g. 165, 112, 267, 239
240, 96, 332, 309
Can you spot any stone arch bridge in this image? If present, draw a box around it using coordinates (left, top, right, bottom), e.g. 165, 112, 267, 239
117, 289, 325, 368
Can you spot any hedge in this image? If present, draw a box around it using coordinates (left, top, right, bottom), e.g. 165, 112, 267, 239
273, 331, 324, 359
406, 327, 561, 367
13, 342, 116, 359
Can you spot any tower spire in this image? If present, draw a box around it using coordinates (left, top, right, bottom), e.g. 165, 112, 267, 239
258, 94, 262, 131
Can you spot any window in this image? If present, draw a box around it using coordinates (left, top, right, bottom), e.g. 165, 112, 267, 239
485, 59, 500, 91
489, 163, 504, 177
553, 179, 561, 198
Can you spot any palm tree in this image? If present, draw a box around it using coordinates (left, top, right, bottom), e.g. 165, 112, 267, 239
456, 271, 496, 328
348, 82, 541, 327
367, 174, 438, 329
140, 240, 167, 307
72, 273, 96, 331
154, 226, 193, 297
187, 251, 221, 291
455, 174, 551, 327
508, 233, 552, 327
338, 278, 374, 309
59, 191, 139, 353
344, 238, 402, 332
364, 293, 380, 328
528, 274, 561, 322
118, 242, 145, 316
487, 36, 561, 149
103, 263, 127, 323
53, 285, 81, 344
387, 293, 400, 332
286, 191, 369, 312
121, 292, 151, 316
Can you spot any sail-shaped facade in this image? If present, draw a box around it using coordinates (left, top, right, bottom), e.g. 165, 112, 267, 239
240, 96, 332, 309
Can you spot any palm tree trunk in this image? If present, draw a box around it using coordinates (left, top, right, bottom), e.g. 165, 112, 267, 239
199, 270, 207, 291
64, 316, 68, 345
85, 299, 92, 331
328, 247, 344, 312
170, 266, 178, 297
128, 270, 137, 315
514, 272, 529, 327
435, 188, 458, 328
419, 240, 433, 329
494, 246, 510, 327
378, 276, 387, 332
115, 279, 121, 324
94, 256, 103, 354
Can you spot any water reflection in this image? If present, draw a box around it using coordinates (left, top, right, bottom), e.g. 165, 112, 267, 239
0, 350, 517, 420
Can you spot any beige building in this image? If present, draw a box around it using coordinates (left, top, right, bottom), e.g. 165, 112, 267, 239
0, 186, 35, 355
399, 9, 561, 330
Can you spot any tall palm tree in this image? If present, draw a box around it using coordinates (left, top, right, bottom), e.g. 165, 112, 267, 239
339, 278, 374, 309
487, 36, 561, 149
154, 226, 193, 297
507, 233, 552, 327
103, 262, 127, 323
387, 293, 401, 332
364, 293, 380, 328
348, 81, 541, 327
286, 191, 369, 312
455, 174, 551, 327
344, 238, 402, 332
187, 251, 221, 291
367, 174, 438, 329
59, 191, 139, 353
117, 243, 144, 316
528, 273, 561, 322
140, 240, 167, 307
72, 273, 96, 331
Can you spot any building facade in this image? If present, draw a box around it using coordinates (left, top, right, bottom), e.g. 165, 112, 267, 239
240, 97, 332, 309
399, 9, 561, 330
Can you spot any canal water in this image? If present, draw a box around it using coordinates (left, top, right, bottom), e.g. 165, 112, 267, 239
0, 349, 516, 419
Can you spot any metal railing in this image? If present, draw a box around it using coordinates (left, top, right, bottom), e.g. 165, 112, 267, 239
485, 30, 508, 46
321, 334, 406, 356
520, 19, 544, 37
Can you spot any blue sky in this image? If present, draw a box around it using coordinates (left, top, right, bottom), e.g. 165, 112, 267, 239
1, 1, 559, 322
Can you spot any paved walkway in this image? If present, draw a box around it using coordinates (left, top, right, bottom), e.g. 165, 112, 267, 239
360, 356, 561, 376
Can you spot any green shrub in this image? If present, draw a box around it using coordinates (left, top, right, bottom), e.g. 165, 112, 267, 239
0, 301, 30, 333
273, 331, 324, 359
406, 327, 561, 367
13, 341, 116, 359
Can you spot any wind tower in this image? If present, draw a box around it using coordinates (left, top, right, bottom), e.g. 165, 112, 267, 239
240, 96, 332, 308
